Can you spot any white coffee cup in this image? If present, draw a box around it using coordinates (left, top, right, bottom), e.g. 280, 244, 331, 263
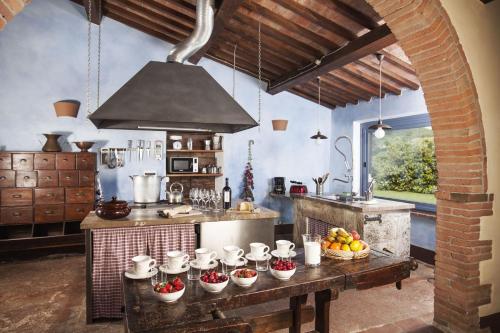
276, 240, 295, 257
132, 255, 156, 275
223, 245, 244, 264
166, 250, 190, 270
195, 248, 217, 266
250, 242, 270, 260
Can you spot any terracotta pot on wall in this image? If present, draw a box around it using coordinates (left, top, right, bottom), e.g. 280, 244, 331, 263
272, 119, 288, 131
54, 100, 80, 118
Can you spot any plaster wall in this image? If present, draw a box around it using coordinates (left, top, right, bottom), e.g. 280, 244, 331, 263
0, 0, 331, 214
441, 0, 500, 317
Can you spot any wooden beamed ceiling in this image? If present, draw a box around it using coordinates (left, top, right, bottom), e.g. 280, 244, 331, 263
72, 0, 420, 109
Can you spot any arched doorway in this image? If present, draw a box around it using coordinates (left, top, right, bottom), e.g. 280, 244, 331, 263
365, 0, 494, 332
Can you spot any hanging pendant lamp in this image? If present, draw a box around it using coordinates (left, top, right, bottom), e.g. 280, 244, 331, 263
310, 77, 328, 142
368, 53, 391, 139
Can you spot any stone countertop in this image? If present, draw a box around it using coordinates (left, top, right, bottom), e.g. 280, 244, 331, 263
80, 206, 280, 230
270, 192, 415, 213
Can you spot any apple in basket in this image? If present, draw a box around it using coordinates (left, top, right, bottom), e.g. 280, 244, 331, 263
153, 277, 185, 303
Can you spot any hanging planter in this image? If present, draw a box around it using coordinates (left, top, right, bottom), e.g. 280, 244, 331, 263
272, 119, 288, 131
54, 100, 80, 118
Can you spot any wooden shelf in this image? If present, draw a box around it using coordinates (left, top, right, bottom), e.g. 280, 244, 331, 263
167, 173, 223, 177
166, 149, 223, 153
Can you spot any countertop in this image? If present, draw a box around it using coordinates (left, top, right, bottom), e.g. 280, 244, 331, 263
80, 205, 280, 230
270, 192, 415, 212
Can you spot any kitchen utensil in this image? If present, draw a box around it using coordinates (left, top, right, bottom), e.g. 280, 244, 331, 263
73, 141, 95, 152
130, 173, 167, 203
166, 182, 184, 204
204, 139, 211, 150
95, 171, 103, 201
315, 183, 324, 195
289, 180, 308, 194
146, 141, 151, 159
154, 140, 163, 160
95, 196, 131, 219
212, 135, 221, 150
107, 149, 117, 169
128, 140, 133, 161
138, 140, 145, 161
187, 137, 193, 150
273, 177, 286, 194
42, 134, 62, 152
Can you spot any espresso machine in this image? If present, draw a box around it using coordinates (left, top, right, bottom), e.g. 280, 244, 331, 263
272, 177, 286, 194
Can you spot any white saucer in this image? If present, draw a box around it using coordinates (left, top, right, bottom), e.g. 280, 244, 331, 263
189, 259, 218, 270
245, 253, 272, 261
159, 263, 190, 274
271, 250, 297, 258
124, 267, 158, 279
220, 257, 248, 267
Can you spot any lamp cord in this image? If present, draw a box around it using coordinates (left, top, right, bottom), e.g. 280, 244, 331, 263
379, 57, 382, 121
86, 0, 92, 116
232, 44, 237, 99
257, 21, 262, 131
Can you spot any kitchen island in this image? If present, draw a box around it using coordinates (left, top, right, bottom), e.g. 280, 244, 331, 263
281, 194, 414, 257
81, 205, 279, 323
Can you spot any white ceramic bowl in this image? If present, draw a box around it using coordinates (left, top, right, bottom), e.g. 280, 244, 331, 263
230, 269, 258, 287
153, 286, 185, 303
270, 267, 296, 280
199, 274, 229, 293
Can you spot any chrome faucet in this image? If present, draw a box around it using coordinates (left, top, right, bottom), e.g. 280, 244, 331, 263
332, 136, 353, 196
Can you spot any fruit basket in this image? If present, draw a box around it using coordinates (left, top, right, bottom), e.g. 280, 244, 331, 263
321, 228, 370, 260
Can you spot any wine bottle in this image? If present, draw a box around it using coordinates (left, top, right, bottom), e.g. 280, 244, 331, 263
223, 178, 231, 210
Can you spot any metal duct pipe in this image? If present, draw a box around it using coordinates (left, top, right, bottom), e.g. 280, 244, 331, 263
167, 0, 215, 63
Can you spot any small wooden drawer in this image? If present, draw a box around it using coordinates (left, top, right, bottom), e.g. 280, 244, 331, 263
59, 170, 79, 187
0, 153, 12, 169
65, 203, 93, 221
35, 188, 64, 205
0, 206, 33, 225
65, 187, 94, 204
12, 153, 34, 171
1, 188, 33, 206
34, 153, 56, 170
0, 170, 15, 188
38, 170, 58, 187
34, 204, 64, 223
56, 153, 75, 170
79, 171, 95, 187
76, 153, 96, 170
16, 171, 37, 188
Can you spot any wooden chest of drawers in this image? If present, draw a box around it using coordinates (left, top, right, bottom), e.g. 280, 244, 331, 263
0, 152, 96, 228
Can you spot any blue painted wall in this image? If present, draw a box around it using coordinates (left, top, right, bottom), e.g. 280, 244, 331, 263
0, 0, 331, 221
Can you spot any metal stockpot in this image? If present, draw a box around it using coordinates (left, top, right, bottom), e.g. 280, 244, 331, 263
129, 174, 167, 203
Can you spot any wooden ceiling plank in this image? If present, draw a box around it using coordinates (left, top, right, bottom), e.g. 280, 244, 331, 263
343, 63, 401, 95
320, 76, 369, 101
152, 0, 196, 19
303, 80, 356, 105
126, 0, 195, 30
291, 87, 339, 109
380, 50, 417, 75
189, 0, 244, 64
299, 81, 348, 106
267, 24, 397, 95
356, 57, 419, 90
271, 0, 356, 42
328, 70, 383, 98
325, 0, 380, 30
209, 46, 278, 79
105, 1, 188, 41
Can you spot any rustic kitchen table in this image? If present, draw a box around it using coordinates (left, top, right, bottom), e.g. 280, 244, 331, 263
122, 249, 413, 333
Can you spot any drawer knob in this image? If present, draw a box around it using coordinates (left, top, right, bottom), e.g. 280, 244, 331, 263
0, 176, 5, 180
20, 158, 27, 163
45, 210, 54, 215
43, 158, 48, 162
63, 158, 68, 161
24, 176, 30, 180
46, 176, 52, 180
12, 212, 21, 217
76, 192, 83, 196
65, 176, 71, 180
46, 193, 55, 197
76, 208, 84, 213
12, 194, 22, 198
83, 176, 89, 180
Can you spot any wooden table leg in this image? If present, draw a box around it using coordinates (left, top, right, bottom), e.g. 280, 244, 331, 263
315, 289, 333, 333
396, 280, 402, 290
289, 294, 308, 333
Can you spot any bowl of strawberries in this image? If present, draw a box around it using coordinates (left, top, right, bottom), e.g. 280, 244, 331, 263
153, 277, 185, 303
230, 268, 258, 287
270, 259, 296, 280
199, 270, 229, 293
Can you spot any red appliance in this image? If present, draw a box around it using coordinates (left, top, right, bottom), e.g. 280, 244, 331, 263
289, 180, 308, 194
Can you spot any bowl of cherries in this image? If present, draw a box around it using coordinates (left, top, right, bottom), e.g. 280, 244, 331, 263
199, 270, 229, 293
153, 277, 185, 303
270, 259, 296, 280
230, 268, 258, 288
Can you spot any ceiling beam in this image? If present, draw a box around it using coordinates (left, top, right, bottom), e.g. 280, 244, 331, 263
267, 24, 396, 95
188, 0, 244, 64
82, 0, 102, 25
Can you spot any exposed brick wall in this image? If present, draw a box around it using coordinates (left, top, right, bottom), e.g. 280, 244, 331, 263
0, 0, 30, 31
365, 0, 494, 332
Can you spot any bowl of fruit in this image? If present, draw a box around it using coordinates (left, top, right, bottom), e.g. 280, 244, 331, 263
270, 259, 296, 280
153, 277, 185, 303
230, 268, 258, 287
199, 270, 229, 293
321, 227, 370, 260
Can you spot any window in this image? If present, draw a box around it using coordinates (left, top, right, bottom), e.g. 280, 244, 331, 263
361, 114, 436, 211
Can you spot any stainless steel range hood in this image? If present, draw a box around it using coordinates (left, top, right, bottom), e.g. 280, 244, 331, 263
88, 0, 258, 133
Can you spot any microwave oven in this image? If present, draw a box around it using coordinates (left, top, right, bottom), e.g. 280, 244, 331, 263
168, 157, 198, 173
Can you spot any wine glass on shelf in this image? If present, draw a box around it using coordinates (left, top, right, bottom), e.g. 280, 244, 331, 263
209, 189, 216, 211
213, 191, 222, 212
199, 189, 207, 211
189, 188, 197, 209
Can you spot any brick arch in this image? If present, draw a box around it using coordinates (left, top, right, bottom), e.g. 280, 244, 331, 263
365, 0, 494, 332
